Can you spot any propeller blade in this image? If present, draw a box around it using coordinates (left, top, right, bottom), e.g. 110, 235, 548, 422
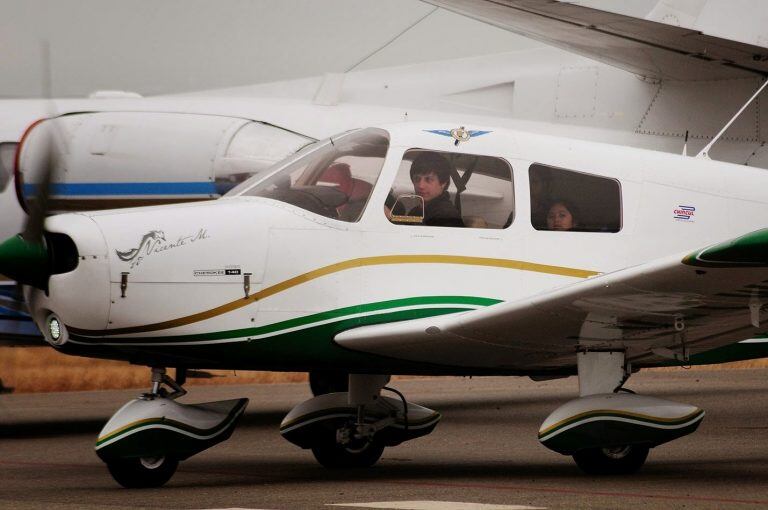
21, 40, 62, 246
21, 119, 58, 245
0, 41, 64, 296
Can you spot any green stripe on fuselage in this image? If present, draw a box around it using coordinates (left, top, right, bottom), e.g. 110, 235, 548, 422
71, 295, 501, 344
63, 306, 480, 372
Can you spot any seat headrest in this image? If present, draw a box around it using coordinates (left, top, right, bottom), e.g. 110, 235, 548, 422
349, 178, 373, 201
320, 163, 353, 196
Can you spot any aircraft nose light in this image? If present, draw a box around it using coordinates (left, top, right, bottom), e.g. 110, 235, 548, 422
45, 313, 68, 346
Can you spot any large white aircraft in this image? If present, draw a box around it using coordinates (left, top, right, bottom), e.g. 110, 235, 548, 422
1, 0, 768, 488
3, 117, 768, 486
3, 0, 768, 356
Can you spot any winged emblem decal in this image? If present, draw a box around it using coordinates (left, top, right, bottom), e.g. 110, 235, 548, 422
423, 126, 492, 146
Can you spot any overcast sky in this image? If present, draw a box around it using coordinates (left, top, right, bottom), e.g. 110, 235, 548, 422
0, 0, 656, 98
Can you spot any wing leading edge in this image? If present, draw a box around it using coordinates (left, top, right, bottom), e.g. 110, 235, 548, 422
421, 0, 768, 81
336, 229, 768, 372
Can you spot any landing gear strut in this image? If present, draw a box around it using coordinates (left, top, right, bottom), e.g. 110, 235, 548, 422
311, 374, 388, 468
308, 370, 348, 396
282, 374, 440, 469
97, 366, 248, 488
311, 430, 386, 469
538, 350, 704, 475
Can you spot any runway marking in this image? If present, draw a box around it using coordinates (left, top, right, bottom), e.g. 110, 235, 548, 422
378, 480, 768, 506
329, 502, 545, 510
3, 459, 768, 506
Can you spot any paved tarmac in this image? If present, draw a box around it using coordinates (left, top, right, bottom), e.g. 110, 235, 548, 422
2, 369, 768, 509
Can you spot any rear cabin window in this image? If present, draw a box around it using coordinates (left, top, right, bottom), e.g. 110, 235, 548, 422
529, 163, 621, 233
386, 149, 514, 229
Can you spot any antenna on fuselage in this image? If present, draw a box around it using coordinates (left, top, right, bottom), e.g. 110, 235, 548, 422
682, 130, 689, 157
696, 78, 768, 159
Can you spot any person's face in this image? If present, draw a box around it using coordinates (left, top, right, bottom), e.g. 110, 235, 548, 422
547, 202, 574, 231
412, 171, 446, 203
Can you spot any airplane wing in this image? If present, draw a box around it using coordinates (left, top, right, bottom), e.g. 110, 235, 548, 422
336, 228, 768, 371
421, 0, 768, 81
0, 282, 44, 346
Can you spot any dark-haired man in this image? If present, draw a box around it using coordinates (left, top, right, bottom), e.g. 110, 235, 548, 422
408, 152, 463, 227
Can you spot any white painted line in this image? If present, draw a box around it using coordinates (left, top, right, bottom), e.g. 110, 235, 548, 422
328, 502, 546, 510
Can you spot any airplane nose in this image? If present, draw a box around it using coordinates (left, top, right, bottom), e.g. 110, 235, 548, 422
0, 234, 49, 290
21, 213, 111, 342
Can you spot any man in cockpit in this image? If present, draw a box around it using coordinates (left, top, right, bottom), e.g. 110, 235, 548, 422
407, 152, 463, 227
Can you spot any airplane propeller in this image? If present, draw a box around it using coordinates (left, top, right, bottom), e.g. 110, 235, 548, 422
0, 41, 67, 298
0, 43, 65, 294
0, 117, 60, 292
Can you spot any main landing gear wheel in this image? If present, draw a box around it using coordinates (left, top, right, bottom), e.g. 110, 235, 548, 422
572, 444, 649, 475
311, 439, 385, 469
106, 456, 179, 488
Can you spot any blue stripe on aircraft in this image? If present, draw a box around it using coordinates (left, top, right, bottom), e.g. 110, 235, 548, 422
23, 182, 217, 196
0, 318, 41, 337
0, 308, 28, 319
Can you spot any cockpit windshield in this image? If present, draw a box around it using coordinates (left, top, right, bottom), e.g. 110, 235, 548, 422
229, 128, 389, 222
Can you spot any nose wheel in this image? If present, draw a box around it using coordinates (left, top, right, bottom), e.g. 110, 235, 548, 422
572, 444, 650, 475
97, 366, 249, 489
106, 455, 179, 489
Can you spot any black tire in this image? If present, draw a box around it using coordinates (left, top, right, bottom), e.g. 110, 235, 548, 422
573, 445, 649, 475
309, 371, 349, 396
106, 456, 179, 488
311, 440, 384, 469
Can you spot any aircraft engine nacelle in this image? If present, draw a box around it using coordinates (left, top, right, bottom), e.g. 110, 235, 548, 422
15, 111, 313, 211
24, 198, 276, 352
538, 393, 704, 456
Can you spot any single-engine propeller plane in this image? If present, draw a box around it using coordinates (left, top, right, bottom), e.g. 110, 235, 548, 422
4, 117, 768, 486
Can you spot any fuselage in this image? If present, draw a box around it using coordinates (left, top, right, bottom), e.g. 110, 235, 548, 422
29, 122, 768, 375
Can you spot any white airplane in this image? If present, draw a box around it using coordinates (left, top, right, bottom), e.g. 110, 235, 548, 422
3, 117, 768, 486
0, 2, 765, 485
5, 0, 768, 367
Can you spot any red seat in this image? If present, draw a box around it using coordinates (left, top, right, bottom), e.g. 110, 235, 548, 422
319, 163, 354, 196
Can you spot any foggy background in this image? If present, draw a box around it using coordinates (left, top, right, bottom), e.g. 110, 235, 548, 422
0, 0, 655, 98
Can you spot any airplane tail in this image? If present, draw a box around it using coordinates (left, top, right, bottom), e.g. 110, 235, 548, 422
646, 0, 768, 48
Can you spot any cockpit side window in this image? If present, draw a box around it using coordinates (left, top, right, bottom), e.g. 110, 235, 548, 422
529, 163, 621, 232
234, 128, 389, 222
386, 149, 514, 229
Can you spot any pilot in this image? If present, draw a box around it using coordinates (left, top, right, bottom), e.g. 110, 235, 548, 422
546, 199, 579, 231
408, 152, 463, 227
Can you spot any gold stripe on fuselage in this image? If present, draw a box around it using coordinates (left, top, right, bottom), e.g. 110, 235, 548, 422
70, 255, 599, 336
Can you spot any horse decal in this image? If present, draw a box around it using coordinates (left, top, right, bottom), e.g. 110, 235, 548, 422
115, 229, 209, 268
116, 230, 166, 265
